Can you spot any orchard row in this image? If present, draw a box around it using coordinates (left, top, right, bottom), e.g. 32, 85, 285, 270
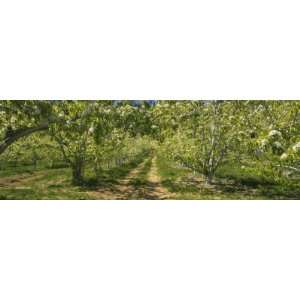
0, 100, 299, 184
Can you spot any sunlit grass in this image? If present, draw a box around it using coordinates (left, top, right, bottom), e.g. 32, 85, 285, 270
156, 155, 300, 200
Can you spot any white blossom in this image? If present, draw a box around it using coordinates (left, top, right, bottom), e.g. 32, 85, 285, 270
280, 153, 288, 160
268, 130, 282, 138
260, 139, 268, 147
292, 142, 300, 153
273, 141, 282, 149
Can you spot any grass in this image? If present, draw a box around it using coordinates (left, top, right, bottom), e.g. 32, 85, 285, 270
0, 164, 45, 177
0, 155, 148, 200
0, 161, 69, 177
0, 167, 92, 200
156, 156, 206, 199
215, 163, 275, 187
1, 154, 300, 200
156, 155, 300, 200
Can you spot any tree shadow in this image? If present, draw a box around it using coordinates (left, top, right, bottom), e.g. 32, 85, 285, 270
161, 178, 200, 194
257, 184, 300, 199
115, 181, 169, 200
79, 159, 145, 191
160, 174, 300, 199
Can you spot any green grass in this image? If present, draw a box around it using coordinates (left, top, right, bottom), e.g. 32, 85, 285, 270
0, 155, 148, 200
216, 163, 275, 187
0, 161, 69, 177
156, 156, 205, 199
156, 156, 300, 200
1, 154, 299, 200
0, 164, 44, 177
0, 168, 92, 200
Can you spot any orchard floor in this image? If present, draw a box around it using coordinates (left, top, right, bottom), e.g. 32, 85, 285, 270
0, 156, 299, 200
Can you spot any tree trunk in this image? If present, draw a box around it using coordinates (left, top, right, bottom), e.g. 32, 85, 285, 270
71, 160, 84, 185
204, 174, 213, 185
203, 169, 213, 184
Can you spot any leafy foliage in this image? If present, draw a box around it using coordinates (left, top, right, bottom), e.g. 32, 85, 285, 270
0, 100, 299, 195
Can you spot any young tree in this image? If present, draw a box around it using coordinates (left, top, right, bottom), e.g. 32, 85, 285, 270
155, 101, 241, 183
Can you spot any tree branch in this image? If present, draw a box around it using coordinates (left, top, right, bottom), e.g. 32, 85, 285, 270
0, 124, 49, 155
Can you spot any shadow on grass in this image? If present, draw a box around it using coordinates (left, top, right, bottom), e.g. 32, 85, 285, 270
129, 158, 152, 188
257, 184, 300, 200
79, 157, 147, 191
216, 169, 300, 199
125, 158, 170, 199
157, 156, 300, 199
161, 179, 200, 193
127, 182, 167, 200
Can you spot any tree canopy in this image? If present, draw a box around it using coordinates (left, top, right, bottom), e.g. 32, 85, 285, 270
1, 100, 299, 185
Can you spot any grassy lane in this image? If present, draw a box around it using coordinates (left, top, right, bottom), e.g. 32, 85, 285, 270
129, 158, 152, 188
125, 156, 174, 200
86, 157, 150, 200
123, 157, 153, 199
91, 155, 173, 200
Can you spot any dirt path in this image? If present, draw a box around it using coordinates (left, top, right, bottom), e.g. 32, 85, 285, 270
88, 157, 174, 200
87, 160, 148, 199
116, 156, 174, 199
143, 157, 174, 199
